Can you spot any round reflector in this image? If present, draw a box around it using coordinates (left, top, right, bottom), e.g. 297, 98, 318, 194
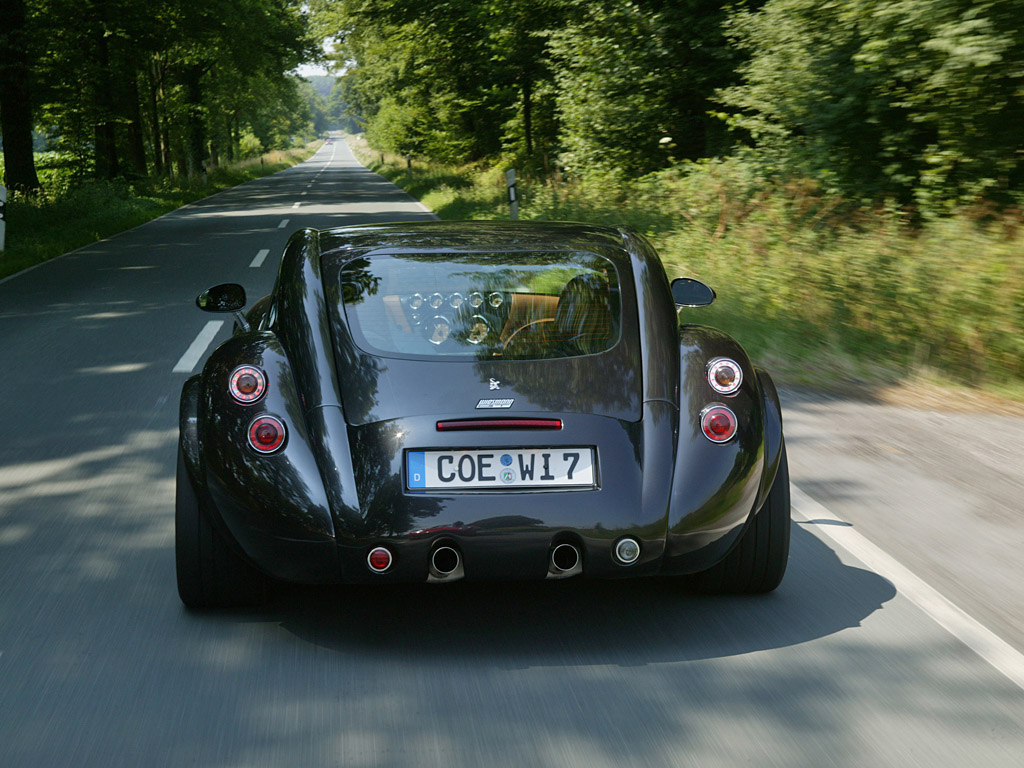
247, 415, 286, 453
367, 546, 393, 573
701, 404, 737, 443
614, 537, 641, 564
707, 358, 742, 396
229, 366, 266, 403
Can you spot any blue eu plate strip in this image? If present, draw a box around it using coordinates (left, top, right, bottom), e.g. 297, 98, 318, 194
407, 451, 426, 489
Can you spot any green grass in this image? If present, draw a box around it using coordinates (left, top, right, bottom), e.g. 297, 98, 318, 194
0, 144, 321, 281
350, 137, 1024, 403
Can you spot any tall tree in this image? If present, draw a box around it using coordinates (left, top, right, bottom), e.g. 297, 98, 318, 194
550, 0, 751, 178
0, 0, 41, 191
719, 0, 1024, 206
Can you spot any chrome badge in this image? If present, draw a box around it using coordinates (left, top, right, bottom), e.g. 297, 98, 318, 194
489, 378, 501, 390
476, 398, 514, 409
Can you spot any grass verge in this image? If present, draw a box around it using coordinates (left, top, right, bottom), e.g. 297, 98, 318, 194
0, 144, 321, 282
349, 135, 1024, 406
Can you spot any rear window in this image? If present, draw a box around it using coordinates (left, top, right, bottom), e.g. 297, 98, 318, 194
339, 251, 621, 360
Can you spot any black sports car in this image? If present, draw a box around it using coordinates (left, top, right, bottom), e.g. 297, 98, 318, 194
177, 221, 789, 608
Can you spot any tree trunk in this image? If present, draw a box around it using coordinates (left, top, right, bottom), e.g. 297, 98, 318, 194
0, 0, 41, 191
183, 65, 206, 178
92, 24, 120, 179
521, 73, 533, 156
147, 60, 164, 175
126, 74, 148, 176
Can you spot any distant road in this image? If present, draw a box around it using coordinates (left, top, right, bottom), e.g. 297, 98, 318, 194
1, 140, 1022, 767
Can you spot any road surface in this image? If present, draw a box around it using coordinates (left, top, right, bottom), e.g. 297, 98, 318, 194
1, 139, 1022, 767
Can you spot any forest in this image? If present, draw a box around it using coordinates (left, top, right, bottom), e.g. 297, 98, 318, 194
315, 0, 1023, 212
2, 0, 1021, 391
312, 0, 1022, 392
0, 0, 326, 189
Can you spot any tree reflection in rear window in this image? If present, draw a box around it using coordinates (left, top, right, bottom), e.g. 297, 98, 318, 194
339, 251, 621, 360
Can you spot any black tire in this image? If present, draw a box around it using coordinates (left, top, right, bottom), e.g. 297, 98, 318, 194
175, 446, 267, 609
691, 441, 791, 594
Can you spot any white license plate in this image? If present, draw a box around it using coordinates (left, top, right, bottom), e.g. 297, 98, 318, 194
407, 448, 595, 491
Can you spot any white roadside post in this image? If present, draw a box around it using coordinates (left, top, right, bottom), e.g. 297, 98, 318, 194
0, 185, 7, 251
506, 168, 518, 220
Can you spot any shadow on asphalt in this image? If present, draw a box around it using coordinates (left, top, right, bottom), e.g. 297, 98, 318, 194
235, 524, 896, 666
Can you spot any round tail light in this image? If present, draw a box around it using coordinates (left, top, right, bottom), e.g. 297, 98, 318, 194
707, 358, 742, 396
230, 366, 266, 403
247, 415, 286, 453
701, 404, 737, 443
367, 546, 393, 573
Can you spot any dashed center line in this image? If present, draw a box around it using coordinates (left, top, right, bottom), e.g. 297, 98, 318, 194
278, 219, 289, 228
250, 249, 270, 268
172, 321, 224, 373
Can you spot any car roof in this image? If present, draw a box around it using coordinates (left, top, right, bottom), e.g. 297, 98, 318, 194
317, 221, 632, 264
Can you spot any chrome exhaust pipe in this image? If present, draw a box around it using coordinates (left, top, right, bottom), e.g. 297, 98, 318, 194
551, 543, 580, 573
428, 545, 464, 582
547, 542, 583, 579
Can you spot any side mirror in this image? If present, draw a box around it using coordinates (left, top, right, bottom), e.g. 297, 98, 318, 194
197, 283, 246, 313
671, 277, 715, 307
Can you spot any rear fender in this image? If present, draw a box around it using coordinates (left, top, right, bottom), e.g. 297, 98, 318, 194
662, 325, 766, 573
196, 331, 339, 581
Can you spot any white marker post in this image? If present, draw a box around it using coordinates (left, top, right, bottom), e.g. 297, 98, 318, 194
506, 169, 518, 220
0, 185, 7, 251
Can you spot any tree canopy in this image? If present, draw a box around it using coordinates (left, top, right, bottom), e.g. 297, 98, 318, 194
0, 0, 325, 190
313, 0, 1024, 209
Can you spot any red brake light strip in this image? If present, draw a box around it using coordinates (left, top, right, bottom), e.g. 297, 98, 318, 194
436, 418, 563, 431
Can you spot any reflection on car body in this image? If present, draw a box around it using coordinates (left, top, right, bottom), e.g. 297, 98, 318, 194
175, 221, 790, 609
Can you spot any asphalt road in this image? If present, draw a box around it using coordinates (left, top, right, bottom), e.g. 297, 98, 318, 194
1, 140, 1022, 767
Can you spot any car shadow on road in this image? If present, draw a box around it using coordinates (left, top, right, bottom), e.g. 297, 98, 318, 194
257, 523, 895, 667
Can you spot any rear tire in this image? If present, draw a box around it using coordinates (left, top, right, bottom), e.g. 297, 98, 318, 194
691, 441, 791, 594
176, 446, 267, 609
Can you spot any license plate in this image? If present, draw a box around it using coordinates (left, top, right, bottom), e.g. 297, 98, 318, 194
407, 448, 595, 491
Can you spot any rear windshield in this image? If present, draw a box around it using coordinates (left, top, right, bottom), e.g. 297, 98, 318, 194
339, 251, 621, 361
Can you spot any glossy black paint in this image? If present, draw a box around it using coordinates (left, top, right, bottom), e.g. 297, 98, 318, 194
671, 276, 716, 307
196, 283, 246, 312
179, 221, 784, 585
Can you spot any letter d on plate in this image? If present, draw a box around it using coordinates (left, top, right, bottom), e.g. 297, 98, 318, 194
407, 451, 426, 488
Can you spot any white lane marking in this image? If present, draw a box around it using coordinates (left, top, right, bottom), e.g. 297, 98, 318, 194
250, 248, 270, 268
292, 201, 300, 208
172, 321, 224, 373
278, 219, 289, 228
300, 191, 307, 196
792, 485, 1024, 692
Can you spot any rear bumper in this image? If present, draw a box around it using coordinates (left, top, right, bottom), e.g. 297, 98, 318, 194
336, 528, 667, 584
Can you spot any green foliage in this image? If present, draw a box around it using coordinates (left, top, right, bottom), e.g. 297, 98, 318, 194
0, 143, 319, 281
357, 145, 1024, 395
238, 132, 264, 159
549, 0, 742, 179
5, 0, 317, 184
720, 0, 1024, 209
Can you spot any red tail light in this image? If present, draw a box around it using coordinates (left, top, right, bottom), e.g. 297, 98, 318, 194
247, 415, 286, 453
700, 405, 737, 443
367, 546, 393, 573
230, 366, 266, 403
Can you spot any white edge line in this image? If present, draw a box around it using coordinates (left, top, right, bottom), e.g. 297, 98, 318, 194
792, 484, 1024, 692
278, 219, 290, 228
172, 321, 224, 373
250, 248, 270, 268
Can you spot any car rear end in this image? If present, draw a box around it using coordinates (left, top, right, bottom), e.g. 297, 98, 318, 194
322, 232, 675, 583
